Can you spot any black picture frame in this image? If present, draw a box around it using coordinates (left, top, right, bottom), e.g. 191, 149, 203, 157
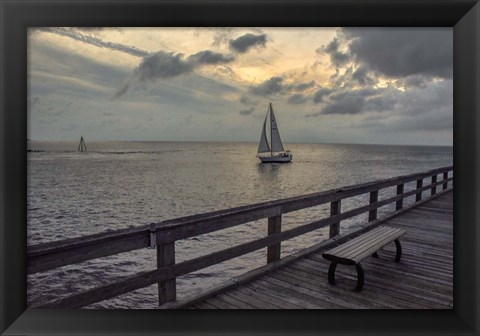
1, 0, 478, 335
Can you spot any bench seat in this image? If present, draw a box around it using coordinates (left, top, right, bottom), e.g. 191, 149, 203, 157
322, 225, 406, 291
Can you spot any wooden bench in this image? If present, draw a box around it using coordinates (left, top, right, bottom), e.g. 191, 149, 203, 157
322, 226, 406, 291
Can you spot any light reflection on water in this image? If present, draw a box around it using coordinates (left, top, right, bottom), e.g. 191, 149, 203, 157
27, 141, 452, 308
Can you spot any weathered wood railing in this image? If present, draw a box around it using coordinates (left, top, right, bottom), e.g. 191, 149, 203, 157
27, 166, 453, 308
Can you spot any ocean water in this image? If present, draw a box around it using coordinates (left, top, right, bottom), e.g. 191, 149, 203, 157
27, 141, 452, 308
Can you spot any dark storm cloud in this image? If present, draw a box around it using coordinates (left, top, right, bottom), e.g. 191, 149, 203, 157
399, 79, 452, 116
229, 33, 267, 53
286, 80, 316, 92
250, 76, 284, 96
187, 50, 235, 65
352, 66, 377, 86
321, 94, 365, 115
239, 107, 255, 115
288, 93, 307, 105
115, 49, 235, 97
212, 28, 234, 47
135, 51, 195, 81
363, 93, 397, 112
343, 28, 452, 78
309, 77, 452, 131
310, 87, 396, 116
320, 38, 350, 67
313, 88, 333, 104
43, 27, 150, 57
249, 78, 315, 98
330, 65, 378, 92
404, 75, 427, 89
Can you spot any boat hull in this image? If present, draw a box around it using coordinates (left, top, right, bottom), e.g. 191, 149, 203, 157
258, 155, 292, 163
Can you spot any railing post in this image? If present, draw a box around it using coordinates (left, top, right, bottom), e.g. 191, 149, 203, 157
329, 199, 341, 238
443, 172, 448, 190
396, 184, 404, 210
267, 215, 282, 263
431, 175, 437, 195
368, 190, 378, 222
416, 179, 423, 202
157, 242, 176, 305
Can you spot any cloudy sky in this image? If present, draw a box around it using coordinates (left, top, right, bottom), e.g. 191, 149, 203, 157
28, 27, 452, 145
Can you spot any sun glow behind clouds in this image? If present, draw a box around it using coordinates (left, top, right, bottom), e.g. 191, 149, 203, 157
28, 27, 452, 146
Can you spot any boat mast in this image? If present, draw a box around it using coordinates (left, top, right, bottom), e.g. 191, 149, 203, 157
78, 136, 87, 152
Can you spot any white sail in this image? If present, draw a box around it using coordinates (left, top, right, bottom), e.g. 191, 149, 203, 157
257, 113, 271, 153
257, 102, 292, 163
269, 104, 285, 152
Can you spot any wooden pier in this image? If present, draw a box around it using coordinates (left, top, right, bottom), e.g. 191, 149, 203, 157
27, 166, 453, 309
183, 191, 453, 309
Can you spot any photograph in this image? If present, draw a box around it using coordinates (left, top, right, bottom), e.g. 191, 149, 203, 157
1, 0, 479, 332
25, 26, 455, 310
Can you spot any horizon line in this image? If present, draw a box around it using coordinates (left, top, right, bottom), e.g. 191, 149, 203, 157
27, 138, 453, 148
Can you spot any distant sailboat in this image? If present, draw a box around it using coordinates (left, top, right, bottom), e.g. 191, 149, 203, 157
78, 136, 87, 152
257, 102, 292, 163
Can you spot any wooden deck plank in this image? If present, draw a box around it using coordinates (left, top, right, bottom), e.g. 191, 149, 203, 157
310, 255, 453, 287
378, 249, 453, 274
267, 269, 378, 309
186, 191, 453, 309
219, 288, 283, 309
243, 282, 313, 309
206, 297, 239, 309
255, 277, 350, 309
287, 262, 436, 309
193, 302, 218, 309
301, 257, 453, 307
237, 284, 305, 309
276, 268, 393, 309
378, 251, 453, 270
288, 264, 427, 308
215, 292, 259, 309
297, 264, 448, 308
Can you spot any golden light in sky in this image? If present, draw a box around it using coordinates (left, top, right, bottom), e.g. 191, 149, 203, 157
28, 27, 452, 145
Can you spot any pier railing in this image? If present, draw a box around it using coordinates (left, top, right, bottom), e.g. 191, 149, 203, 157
27, 166, 453, 308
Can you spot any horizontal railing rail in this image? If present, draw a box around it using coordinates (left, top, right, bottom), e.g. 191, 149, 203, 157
27, 165, 453, 308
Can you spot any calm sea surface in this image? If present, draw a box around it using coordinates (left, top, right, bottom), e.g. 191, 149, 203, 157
27, 141, 452, 308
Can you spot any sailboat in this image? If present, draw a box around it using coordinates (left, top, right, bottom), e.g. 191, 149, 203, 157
257, 102, 292, 163
77, 136, 87, 152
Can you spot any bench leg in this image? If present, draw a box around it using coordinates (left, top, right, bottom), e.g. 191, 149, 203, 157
394, 239, 402, 262
355, 263, 364, 292
328, 262, 337, 285
372, 252, 379, 258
